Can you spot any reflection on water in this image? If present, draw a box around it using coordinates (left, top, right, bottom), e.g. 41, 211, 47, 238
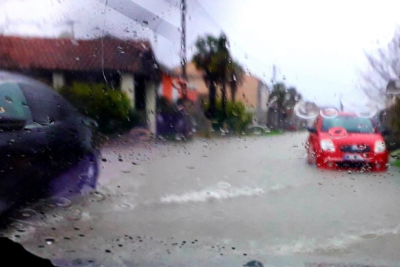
0, 151, 100, 231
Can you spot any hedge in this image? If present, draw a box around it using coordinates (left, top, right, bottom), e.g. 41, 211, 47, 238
59, 82, 140, 134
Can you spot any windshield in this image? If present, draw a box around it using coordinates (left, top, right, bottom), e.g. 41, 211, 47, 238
1, 1, 400, 267
322, 116, 375, 133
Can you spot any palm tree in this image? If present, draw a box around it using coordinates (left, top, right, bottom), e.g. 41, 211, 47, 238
193, 34, 238, 117
268, 83, 301, 129
193, 35, 219, 118
227, 61, 244, 102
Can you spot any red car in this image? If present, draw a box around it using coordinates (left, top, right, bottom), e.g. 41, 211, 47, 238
306, 112, 389, 172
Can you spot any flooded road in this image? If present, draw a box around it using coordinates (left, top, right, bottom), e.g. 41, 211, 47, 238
2, 132, 400, 267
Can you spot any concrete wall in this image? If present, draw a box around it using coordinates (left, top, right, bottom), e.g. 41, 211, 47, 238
145, 80, 157, 134
256, 81, 269, 125
120, 73, 135, 108
52, 72, 65, 89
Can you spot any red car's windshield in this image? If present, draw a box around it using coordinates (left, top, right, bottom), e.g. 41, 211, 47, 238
321, 116, 376, 134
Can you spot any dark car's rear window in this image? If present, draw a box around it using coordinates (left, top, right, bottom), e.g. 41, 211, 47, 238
321, 116, 375, 133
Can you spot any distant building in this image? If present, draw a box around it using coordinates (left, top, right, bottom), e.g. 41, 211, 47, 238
174, 62, 269, 125
0, 35, 160, 133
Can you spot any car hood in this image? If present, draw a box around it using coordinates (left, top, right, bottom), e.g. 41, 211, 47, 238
319, 132, 383, 146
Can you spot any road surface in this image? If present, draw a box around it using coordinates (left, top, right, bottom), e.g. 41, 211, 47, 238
2, 132, 400, 267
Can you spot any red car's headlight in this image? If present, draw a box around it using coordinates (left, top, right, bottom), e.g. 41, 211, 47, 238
374, 141, 386, 153
320, 139, 335, 152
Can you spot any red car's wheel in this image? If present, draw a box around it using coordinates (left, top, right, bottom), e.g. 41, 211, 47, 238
371, 163, 387, 172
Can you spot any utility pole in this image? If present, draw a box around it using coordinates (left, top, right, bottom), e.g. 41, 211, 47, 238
180, 0, 188, 99
271, 64, 277, 86
339, 93, 344, 111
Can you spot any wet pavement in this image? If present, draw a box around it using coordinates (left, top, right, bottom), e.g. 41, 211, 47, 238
1, 132, 400, 267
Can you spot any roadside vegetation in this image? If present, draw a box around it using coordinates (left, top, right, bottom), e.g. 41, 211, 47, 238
59, 82, 141, 135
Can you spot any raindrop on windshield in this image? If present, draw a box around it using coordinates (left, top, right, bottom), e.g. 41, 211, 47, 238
10, 222, 27, 232
293, 101, 319, 119
19, 209, 37, 218
5, 96, 12, 103
48, 197, 72, 208
45, 238, 55, 245
355, 105, 378, 118
217, 182, 231, 189
320, 107, 339, 118
248, 126, 263, 135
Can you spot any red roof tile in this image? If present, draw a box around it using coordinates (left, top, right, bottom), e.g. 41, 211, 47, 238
0, 35, 158, 75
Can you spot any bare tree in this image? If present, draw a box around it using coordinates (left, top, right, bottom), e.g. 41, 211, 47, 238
361, 27, 400, 108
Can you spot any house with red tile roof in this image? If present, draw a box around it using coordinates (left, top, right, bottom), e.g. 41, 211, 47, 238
0, 35, 160, 133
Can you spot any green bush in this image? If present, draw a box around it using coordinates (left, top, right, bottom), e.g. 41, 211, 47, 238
59, 82, 140, 134
203, 99, 252, 133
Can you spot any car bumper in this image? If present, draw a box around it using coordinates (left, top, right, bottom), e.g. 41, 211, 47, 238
315, 150, 389, 171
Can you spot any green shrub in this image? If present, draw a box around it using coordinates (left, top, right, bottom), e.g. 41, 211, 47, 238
59, 82, 140, 134
203, 99, 252, 133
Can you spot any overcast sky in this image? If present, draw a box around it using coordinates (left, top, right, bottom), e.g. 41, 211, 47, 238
0, 0, 399, 108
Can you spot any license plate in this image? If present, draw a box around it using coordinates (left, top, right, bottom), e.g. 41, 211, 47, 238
343, 153, 364, 161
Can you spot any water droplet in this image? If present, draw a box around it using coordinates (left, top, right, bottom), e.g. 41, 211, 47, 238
116, 202, 135, 210
45, 238, 55, 245
5, 96, 12, 103
90, 191, 106, 202
48, 197, 72, 208
10, 222, 27, 232
66, 209, 82, 221
294, 101, 319, 119
75, 57, 80, 61
355, 105, 378, 118
362, 233, 377, 239
18, 209, 37, 218
217, 182, 231, 189
248, 126, 263, 135
320, 107, 339, 118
